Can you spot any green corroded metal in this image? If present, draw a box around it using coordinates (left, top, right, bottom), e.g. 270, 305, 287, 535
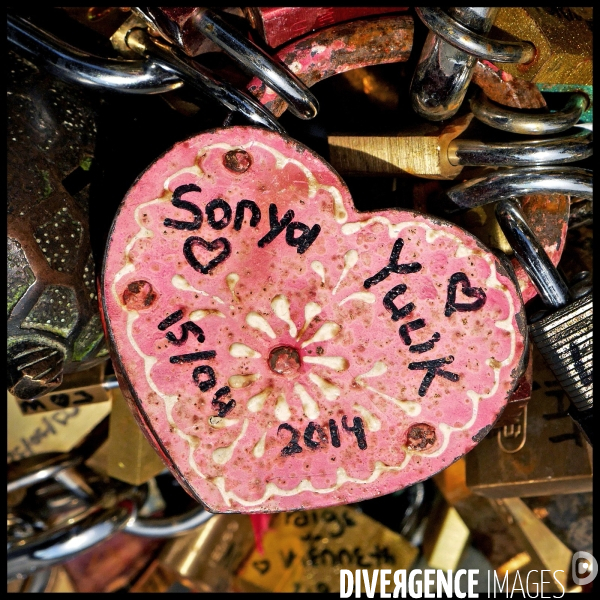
73, 314, 106, 361
34, 209, 83, 273
82, 252, 98, 301
22, 285, 79, 338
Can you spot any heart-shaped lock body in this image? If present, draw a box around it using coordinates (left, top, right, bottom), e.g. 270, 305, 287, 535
102, 126, 527, 513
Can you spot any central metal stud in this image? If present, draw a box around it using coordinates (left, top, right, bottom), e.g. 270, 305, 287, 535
268, 345, 301, 375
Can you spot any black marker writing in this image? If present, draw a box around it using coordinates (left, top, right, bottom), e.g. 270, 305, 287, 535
304, 422, 328, 449
408, 356, 460, 397
212, 386, 236, 417
164, 184, 203, 230
183, 236, 231, 274
341, 416, 367, 450
329, 419, 341, 448
206, 198, 232, 230
233, 199, 261, 231
258, 204, 294, 247
383, 284, 415, 321
193, 365, 216, 392
399, 319, 441, 354
170, 350, 216, 364
444, 272, 487, 317
278, 423, 303, 456
286, 222, 321, 254
364, 238, 421, 289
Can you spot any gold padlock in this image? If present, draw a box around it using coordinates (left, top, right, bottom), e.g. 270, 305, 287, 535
491, 7, 592, 85
433, 457, 581, 593
85, 386, 166, 485
492, 498, 578, 594
236, 506, 418, 593
465, 345, 592, 498
421, 498, 471, 572
328, 115, 474, 179
130, 514, 255, 593
7, 388, 111, 463
433, 459, 524, 571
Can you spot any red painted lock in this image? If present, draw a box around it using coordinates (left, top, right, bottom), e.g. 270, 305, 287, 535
101, 126, 527, 513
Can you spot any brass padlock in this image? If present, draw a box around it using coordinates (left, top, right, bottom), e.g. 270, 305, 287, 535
433, 457, 584, 594
492, 498, 576, 594
235, 506, 418, 593
465, 345, 592, 498
421, 497, 471, 572
130, 514, 255, 593
491, 7, 593, 86
7, 388, 111, 464
85, 387, 166, 486
328, 115, 474, 180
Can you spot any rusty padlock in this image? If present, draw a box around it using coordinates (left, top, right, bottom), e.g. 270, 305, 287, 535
100, 124, 528, 513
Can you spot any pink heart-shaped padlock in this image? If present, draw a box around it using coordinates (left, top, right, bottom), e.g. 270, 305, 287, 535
101, 126, 527, 513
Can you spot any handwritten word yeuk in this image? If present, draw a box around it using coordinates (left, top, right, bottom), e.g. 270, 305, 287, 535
364, 239, 487, 398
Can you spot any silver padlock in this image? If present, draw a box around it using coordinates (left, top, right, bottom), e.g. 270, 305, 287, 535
495, 199, 592, 445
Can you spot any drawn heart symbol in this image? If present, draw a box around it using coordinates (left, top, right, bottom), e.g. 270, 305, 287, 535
102, 126, 526, 514
444, 272, 487, 317
183, 236, 231, 274
253, 560, 270, 575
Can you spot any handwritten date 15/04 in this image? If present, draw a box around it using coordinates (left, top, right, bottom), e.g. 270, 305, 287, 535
278, 416, 367, 457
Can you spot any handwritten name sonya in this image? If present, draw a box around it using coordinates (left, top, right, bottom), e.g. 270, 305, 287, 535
165, 184, 322, 275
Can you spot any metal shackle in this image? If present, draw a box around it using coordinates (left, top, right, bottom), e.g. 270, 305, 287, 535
447, 128, 592, 168
187, 9, 319, 120
126, 28, 285, 133
415, 7, 535, 64
133, 7, 319, 120
7, 13, 285, 133
410, 7, 534, 121
7, 13, 181, 94
7, 503, 137, 580
7, 460, 215, 580
446, 166, 593, 210
125, 504, 214, 538
494, 200, 571, 309
470, 91, 591, 135
7, 453, 82, 494
495, 200, 593, 445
